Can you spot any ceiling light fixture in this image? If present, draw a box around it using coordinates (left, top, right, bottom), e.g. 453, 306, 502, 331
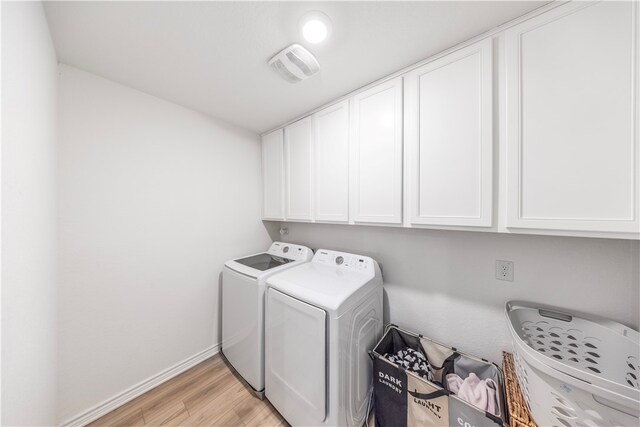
300, 11, 332, 44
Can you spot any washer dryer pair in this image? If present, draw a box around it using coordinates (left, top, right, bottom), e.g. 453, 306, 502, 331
265, 249, 384, 427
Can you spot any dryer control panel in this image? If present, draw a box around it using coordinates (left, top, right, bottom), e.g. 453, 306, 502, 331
268, 242, 313, 261
313, 249, 376, 274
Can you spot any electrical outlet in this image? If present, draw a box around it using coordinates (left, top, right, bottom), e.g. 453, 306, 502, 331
496, 260, 514, 282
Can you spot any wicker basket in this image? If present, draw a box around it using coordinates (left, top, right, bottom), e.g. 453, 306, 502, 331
503, 352, 536, 427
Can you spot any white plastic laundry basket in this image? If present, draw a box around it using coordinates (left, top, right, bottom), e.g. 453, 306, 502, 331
506, 301, 640, 427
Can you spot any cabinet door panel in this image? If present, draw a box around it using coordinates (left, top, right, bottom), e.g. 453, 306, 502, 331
351, 78, 403, 224
406, 38, 493, 227
262, 129, 284, 220
284, 117, 313, 221
314, 101, 350, 222
505, 1, 639, 235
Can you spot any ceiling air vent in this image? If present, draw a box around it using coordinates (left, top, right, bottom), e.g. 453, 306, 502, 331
268, 44, 320, 83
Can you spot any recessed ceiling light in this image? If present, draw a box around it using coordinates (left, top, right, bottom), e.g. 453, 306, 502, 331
303, 20, 327, 44
300, 11, 332, 44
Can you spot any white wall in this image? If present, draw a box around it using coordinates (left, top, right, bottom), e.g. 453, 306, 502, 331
278, 223, 640, 364
57, 65, 272, 423
1, 2, 59, 425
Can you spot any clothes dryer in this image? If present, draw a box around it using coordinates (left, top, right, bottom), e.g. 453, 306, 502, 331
265, 249, 383, 426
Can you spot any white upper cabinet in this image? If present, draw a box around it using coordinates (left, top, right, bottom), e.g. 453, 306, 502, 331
504, 1, 639, 236
405, 38, 493, 227
262, 129, 285, 220
350, 77, 403, 224
262, 1, 637, 239
284, 117, 313, 221
313, 101, 350, 223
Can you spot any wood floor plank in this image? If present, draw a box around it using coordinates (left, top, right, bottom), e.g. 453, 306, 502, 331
89, 359, 221, 427
138, 358, 224, 411
141, 361, 228, 417
249, 409, 286, 427
243, 405, 276, 427
87, 355, 285, 427
114, 410, 146, 427
185, 381, 251, 425
242, 405, 270, 427
211, 408, 245, 427
182, 370, 241, 414
89, 408, 146, 427
89, 404, 145, 427
233, 395, 266, 424
142, 400, 189, 426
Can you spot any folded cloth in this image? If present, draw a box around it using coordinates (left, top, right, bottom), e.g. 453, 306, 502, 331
446, 373, 499, 416
446, 373, 464, 394
384, 348, 434, 381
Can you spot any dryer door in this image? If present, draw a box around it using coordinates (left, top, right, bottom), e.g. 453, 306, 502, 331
265, 288, 326, 425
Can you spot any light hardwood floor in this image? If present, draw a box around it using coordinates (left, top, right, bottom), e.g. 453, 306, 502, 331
88, 355, 287, 426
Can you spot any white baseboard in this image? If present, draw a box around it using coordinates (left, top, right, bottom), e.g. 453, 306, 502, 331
60, 344, 220, 427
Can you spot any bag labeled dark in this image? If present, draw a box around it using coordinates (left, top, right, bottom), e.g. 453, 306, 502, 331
374, 357, 408, 427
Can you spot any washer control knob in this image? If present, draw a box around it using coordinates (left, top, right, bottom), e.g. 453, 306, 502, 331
335, 256, 344, 265
283, 246, 290, 253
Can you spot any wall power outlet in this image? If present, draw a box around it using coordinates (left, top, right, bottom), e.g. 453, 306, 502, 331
496, 260, 514, 282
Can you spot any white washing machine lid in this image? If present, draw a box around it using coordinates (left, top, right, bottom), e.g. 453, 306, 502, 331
266, 249, 382, 317
225, 242, 313, 279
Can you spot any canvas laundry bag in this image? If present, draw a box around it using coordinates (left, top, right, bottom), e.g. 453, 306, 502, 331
371, 325, 506, 427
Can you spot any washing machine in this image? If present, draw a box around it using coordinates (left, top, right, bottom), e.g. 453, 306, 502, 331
265, 249, 383, 427
221, 242, 313, 398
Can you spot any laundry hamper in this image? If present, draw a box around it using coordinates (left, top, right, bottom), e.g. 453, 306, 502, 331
502, 352, 537, 427
371, 325, 506, 427
506, 301, 640, 427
